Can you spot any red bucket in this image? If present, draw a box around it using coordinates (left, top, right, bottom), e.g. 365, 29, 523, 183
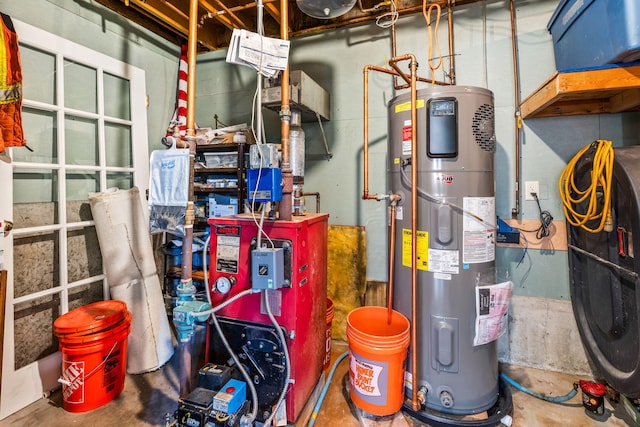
324, 298, 335, 371
54, 300, 131, 412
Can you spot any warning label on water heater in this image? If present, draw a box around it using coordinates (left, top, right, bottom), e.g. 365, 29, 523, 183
462, 197, 495, 264
402, 228, 428, 271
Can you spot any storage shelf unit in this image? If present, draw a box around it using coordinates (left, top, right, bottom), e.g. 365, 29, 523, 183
520, 64, 640, 119
194, 141, 247, 224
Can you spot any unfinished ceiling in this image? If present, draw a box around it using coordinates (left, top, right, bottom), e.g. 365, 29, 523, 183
95, 0, 482, 51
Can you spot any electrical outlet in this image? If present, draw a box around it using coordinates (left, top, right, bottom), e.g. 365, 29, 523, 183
525, 181, 539, 201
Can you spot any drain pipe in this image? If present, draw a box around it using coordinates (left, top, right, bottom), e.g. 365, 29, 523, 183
387, 197, 399, 324
278, 0, 293, 221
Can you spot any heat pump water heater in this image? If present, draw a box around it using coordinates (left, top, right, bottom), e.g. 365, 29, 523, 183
388, 86, 498, 415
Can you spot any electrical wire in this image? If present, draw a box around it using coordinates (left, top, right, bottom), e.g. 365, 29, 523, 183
192, 288, 257, 317
375, 0, 398, 28
400, 164, 496, 230
500, 372, 578, 404
558, 140, 614, 233
210, 311, 259, 425
262, 290, 292, 427
514, 193, 553, 240
532, 193, 553, 239
423, 0, 443, 86
308, 351, 349, 427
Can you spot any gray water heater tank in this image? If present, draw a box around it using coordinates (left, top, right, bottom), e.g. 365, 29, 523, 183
388, 86, 498, 415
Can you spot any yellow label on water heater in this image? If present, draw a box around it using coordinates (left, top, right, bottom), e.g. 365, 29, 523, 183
394, 99, 425, 113
402, 228, 429, 270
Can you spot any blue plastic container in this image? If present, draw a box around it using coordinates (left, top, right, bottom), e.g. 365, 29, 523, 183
548, 0, 640, 70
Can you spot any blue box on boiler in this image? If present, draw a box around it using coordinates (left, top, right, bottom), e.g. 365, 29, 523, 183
548, 0, 640, 70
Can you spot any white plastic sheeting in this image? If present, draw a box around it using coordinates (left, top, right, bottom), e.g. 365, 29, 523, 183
89, 187, 174, 373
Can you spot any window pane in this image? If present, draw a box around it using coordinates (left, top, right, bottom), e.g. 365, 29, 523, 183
64, 59, 97, 113
65, 115, 98, 166
66, 171, 99, 202
105, 122, 132, 167
13, 168, 58, 204
14, 231, 59, 298
20, 44, 56, 105
14, 293, 60, 369
66, 199, 93, 223
15, 107, 58, 164
67, 227, 102, 282
107, 172, 134, 190
104, 73, 131, 120
69, 281, 105, 311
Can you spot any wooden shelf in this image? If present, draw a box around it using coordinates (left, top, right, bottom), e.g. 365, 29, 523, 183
520, 64, 640, 119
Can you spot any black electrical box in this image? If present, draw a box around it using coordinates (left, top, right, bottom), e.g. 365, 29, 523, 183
198, 363, 232, 391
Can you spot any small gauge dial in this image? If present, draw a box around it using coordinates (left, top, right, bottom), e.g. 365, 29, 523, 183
214, 276, 234, 294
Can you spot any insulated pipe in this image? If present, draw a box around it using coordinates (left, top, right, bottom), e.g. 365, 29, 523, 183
279, 0, 293, 220
510, 0, 521, 218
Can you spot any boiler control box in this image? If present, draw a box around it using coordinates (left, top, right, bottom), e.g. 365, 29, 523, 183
251, 248, 285, 290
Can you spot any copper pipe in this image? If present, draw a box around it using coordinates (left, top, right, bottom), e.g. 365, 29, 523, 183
510, 0, 521, 218
407, 55, 420, 412
362, 64, 400, 201
391, 23, 400, 89
178, 0, 200, 400
447, 0, 456, 84
387, 201, 397, 325
279, 0, 293, 221
178, 341, 192, 399
362, 55, 421, 410
301, 192, 321, 213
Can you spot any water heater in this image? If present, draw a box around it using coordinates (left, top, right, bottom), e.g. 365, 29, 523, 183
388, 86, 498, 414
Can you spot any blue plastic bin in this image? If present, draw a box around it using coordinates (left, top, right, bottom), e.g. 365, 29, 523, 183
548, 0, 640, 70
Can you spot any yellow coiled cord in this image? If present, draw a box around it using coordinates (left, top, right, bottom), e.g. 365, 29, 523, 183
558, 140, 614, 233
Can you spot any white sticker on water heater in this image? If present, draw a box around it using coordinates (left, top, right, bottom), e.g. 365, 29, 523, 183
462, 197, 495, 264
428, 249, 459, 274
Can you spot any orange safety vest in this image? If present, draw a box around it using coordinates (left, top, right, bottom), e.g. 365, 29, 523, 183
0, 13, 24, 152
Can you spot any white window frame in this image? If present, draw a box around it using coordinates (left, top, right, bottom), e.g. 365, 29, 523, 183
0, 19, 149, 419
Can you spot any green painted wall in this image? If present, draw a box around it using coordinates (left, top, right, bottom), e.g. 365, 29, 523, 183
8, 0, 640, 302
195, 0, 640, 301
5, 0, 181, 153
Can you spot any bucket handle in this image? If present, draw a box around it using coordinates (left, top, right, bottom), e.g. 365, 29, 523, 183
57, 341, 119, 386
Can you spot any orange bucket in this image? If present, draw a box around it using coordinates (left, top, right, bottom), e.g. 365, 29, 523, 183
54, 300, 131, 412
347, 306, 410, 416
324, 298, 335, 371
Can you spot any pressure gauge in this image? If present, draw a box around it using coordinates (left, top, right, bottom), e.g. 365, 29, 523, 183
214, 276, 235, 294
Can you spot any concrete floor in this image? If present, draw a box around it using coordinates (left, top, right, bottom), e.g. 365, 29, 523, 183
2, 339, 636, 427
